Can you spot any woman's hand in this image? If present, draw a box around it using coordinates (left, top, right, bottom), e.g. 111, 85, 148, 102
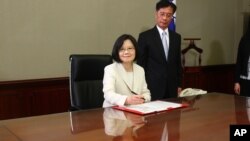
125, 95, 145, 105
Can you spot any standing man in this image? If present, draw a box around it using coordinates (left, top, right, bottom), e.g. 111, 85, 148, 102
137, 0, 182, 100
234, 21, 250, 97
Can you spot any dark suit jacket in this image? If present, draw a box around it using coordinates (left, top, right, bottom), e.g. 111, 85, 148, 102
235, 34, 250, 83
137, 26, 182, 100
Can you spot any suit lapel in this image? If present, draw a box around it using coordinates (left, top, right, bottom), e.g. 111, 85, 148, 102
168, 30, 176, 61
116, 63, 132, 91
132, 64, 142, 94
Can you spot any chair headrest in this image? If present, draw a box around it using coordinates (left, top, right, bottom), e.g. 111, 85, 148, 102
70, 55, 112, 81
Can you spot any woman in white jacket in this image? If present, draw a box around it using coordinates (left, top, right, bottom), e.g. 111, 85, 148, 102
103, 34, 151, 107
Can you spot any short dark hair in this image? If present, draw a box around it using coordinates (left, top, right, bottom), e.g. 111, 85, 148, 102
112, 34, 138, 63
156, 0, 177, 13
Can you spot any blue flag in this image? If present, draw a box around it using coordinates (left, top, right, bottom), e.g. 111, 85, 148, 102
168, 0, 176, 31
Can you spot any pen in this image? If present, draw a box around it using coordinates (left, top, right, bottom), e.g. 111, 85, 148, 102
131, 91, 137, 95
131, 91, 145, 100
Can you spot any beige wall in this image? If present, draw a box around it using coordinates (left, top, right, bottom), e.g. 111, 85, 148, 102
0, 0, 248, 81
0, 0, 155, 81
177, 0, 245, 66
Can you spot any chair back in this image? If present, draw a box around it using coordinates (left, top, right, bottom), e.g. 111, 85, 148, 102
182, 38, 203, 67
69, 54, 112, 110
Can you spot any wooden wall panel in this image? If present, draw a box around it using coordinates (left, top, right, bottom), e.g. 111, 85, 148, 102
0, 77, 70, 120
182, 64, 235, 94
0, 64, 235, 120
0, 90, 32, 119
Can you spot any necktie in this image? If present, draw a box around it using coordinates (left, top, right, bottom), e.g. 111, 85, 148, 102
162, 32, 168, 60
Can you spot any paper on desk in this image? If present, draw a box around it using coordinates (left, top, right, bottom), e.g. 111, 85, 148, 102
113, 100, 185, 115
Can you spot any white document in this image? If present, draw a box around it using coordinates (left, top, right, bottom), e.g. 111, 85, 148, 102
114, 100, 185, 115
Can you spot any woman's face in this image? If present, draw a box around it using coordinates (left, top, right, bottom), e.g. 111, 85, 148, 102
119, 39, 135, 64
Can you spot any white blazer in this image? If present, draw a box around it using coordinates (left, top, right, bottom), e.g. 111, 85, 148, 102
102, 62, 151, 107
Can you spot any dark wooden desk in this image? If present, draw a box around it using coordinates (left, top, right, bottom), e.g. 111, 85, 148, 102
0, 93, 249, 141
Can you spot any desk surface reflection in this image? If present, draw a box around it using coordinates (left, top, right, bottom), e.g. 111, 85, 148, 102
0, 93, 250, 141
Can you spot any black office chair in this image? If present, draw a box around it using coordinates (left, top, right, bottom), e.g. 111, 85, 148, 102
69, 54, 113, 111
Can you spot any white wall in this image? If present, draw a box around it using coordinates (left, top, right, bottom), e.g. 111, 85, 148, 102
0, 0, 248, 81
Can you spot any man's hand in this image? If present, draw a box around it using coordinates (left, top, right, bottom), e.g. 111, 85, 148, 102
234, 83, 240, 95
